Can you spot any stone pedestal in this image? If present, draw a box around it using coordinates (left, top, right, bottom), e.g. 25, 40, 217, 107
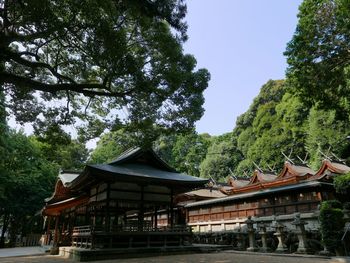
245, 216, 258, 252
245, 216, 258, 251
258, 222, 271, 252
234, 227, 245, 250
273, 219, 287, 253
291, 213, 310, 254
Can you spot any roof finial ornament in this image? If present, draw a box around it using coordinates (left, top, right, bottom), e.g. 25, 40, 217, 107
281, 150, 295, 164
318, 149, 332, 161
296, 152, 309, 166
252, 161, 263, 172
228, 168, 237, 180
266, 164, 276, 173
330, 152, 346, 164
243, 170, 250, 179
209, 175, 217, 186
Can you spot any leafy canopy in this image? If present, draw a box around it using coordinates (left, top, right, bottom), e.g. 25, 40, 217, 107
285, 0, 350, 118
0, 0, 209, 142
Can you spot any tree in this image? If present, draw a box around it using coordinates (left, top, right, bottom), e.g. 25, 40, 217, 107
333, 172, 350, 196
170, 132, 211, 176
285, 0, 350, 118
0, 130, 58, 247
319, 200, 345, 255
0, 88, 8, 200
200, 134, 242, 182
305, 107, 350, 169
89, 129, 137, 164
0, 0, 210, 142
233, 80, 309, 173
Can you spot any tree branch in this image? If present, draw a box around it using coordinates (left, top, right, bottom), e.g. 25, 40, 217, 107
4, 49, 76, 84
0, 72, 134, 98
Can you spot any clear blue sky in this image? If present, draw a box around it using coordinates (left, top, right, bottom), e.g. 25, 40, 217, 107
184, 0, 303, 136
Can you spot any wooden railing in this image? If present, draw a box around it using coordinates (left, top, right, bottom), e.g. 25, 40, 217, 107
72, 226, 92, 248
71, 224, 192, 248
90, 223, 191, 233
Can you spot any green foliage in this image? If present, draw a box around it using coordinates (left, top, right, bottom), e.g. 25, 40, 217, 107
0, 130, 59, 246
200, 134, 242, 182
305, 108, 350, 169
319, 200, 345, 252
233, 80, 310, 173
170, 132, 211, 177
334, 172, 350, 195
1, 0, 209, 142
33, 125, 89, 170
285, 0, 350, 118
89, 130, 137, 164
232, 77, 350, 174
88, 76, 350, 181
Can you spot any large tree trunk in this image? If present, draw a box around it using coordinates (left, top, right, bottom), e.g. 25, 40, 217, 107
0, 213, 10, 248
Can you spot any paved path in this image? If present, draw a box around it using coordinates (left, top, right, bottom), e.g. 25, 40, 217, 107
0, 247, 46, 258
0, 251, 341, 263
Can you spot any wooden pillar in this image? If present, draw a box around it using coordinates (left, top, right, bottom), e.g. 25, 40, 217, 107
53, 216, 60, 247
138, 185, 145, 231
46, 216, 51, 245
105, 183, 111, 232
154, 206, 158, 229
84, 204, 89, 225
170, 188, 174, 227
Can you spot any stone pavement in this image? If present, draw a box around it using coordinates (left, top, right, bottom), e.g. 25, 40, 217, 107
0, 247, 46, 258
0, 251, 344, 263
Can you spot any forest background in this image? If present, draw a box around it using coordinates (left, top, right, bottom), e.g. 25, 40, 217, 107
1, 0, 350, 247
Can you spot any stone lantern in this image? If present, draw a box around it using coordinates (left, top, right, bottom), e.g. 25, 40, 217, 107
272, 218, 287, 253
245, 216, 258, 252
291, 213, 310, 254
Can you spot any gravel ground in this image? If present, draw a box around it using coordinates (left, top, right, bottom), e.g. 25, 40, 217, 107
0, 252, 334, 263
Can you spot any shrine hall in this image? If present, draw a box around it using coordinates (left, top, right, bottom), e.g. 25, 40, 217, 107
42, 148, 208, 251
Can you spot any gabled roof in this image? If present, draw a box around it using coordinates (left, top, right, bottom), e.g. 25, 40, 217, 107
227, 177, 250, 188
45, 171, 80, 204
185, 181, 332, 208
180, 188, 227, 199
68, 148, 208, 193
108, 147, 176, 172
249, 170, 277, 184
43, 195, 89, 216
309, 159, 350, 181
218, 163, 315, 196
59, 171, 80, 186
276, 162, 315, 180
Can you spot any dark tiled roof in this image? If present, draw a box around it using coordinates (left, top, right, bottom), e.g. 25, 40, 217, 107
88, 163, 207, 184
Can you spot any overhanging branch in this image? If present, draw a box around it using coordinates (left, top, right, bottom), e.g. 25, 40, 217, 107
0, 72, 134, 98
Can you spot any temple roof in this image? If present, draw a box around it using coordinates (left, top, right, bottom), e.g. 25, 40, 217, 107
68, 148, 208, 192
59, 171, 80, 186
43, 195, 89, 216
45, 171, 80, 204
87, 163, 207, 184
185, 181, 331, 208
108, 147, 176, 172
309, 159, 350, 181
227, 177, 250, 188
249, 170, 277, 184
276, 162, 315, 179
181, 188, 227, 198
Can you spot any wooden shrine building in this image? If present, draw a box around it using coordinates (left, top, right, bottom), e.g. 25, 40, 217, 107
42, 148, 208, 250
183, 159, 350, 233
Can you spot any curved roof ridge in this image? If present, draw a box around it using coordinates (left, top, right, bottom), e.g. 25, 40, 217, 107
108, 147, 176, 172
309, 159, 350, 181
227, 176, 250, 188
276, 161, 315, 179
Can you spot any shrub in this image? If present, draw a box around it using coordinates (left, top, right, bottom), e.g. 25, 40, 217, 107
319, 200, 345, 253
334, 173, 350, 195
